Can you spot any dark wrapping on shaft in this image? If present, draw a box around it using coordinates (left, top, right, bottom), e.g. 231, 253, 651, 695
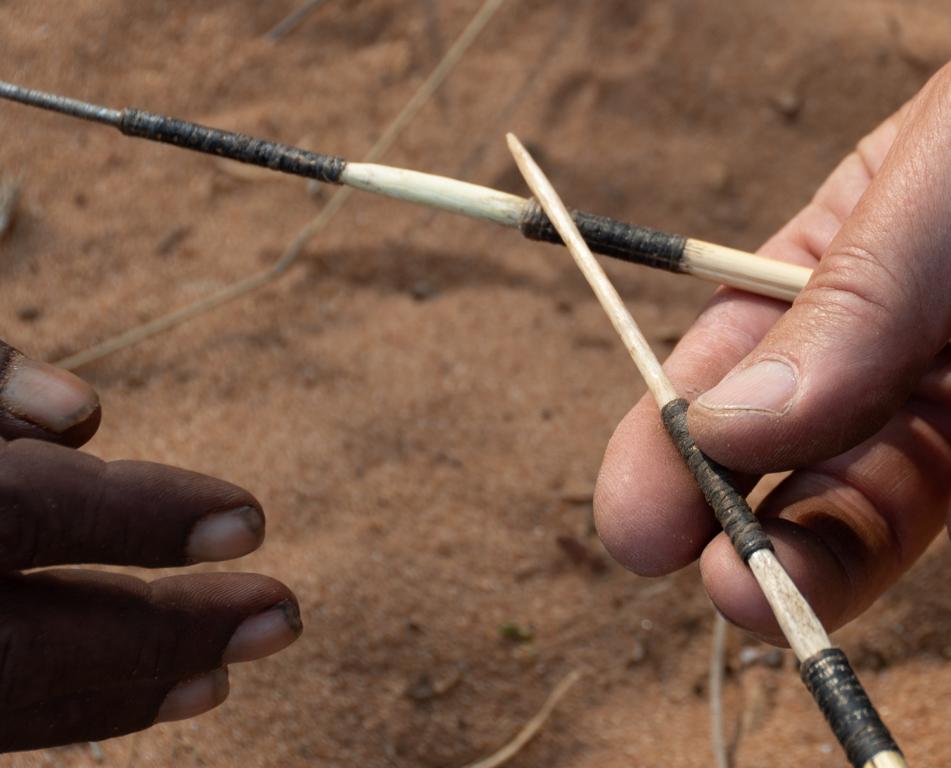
660, 399, 771, 561
801, 649, 901, 766
519, 200, 687, 272
118, 109, 346, 184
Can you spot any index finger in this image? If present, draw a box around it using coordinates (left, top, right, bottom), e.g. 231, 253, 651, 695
0, 439, 266, 569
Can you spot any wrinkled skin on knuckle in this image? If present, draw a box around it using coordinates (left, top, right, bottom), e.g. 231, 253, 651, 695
797, 246, 934, 409
61, 576, 220, 687
0, 441, 109, 569
807, 244, 907, 329
123, 604, 187, 682
134, 582, 230, 679
0, 569, 234, 731
0, 444, 42, 571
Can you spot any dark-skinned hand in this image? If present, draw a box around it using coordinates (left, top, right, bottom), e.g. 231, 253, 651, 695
0, 344, 301, 751
596, 64, 951, 644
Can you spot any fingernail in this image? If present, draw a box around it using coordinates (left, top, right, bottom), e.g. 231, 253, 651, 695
155, 668, 230, 724
0, 357, 99, 433
696, 359, 798, 415
186, 506, 265, 562
223, 600, 303, 664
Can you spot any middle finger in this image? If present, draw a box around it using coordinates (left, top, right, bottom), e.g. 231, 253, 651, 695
0, 439, 265, 570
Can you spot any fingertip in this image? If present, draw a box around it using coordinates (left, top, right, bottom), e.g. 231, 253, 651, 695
56, 400, 102, 447
151, 571, 299, 617
594, 403, 718, 576
95, 461, 267, 568
594, 475, 707, 576
186, 506, 266, 563
222, 599, 303, 664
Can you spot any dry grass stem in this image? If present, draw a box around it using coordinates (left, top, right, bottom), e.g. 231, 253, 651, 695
54, 0, 508, 370
461, 670, 581, 768
710, 612, 730, 768
0, 176, 20, 240
266, 0, 328, 41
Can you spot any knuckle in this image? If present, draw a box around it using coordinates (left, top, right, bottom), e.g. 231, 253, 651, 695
2, 441, 109, 568
128, 583, 196, 679
0, 444, 42, 570
799, 242, 939, 395
803, 244, 909, 330
0, 609, 33, 708
78, 459, 113, 554
132, 618, 186, 679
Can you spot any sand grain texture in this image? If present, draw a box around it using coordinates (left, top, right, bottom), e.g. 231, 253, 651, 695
1, 1, 950, 766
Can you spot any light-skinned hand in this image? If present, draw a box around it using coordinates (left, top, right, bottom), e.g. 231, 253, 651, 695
596, 64, 951, 643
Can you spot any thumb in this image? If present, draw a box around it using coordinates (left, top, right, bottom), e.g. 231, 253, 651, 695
688, 67, 951, 473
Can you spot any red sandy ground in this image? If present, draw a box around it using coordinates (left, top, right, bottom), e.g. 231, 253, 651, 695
1, 1, 950, 766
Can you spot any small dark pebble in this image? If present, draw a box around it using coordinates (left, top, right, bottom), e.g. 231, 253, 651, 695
856, 646, 889, 672
156, 225, 192, 256
405, 671, 460, 702
770, 89, 802, 120
124, 371, 148, 390
410, 279, 438, 301
556, 534, 608, 574
557, 535, 589, 564
405, 673, 436, 702
433, 450, 463, 468
627, 638, 648, 667
692, 676, 707, 697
